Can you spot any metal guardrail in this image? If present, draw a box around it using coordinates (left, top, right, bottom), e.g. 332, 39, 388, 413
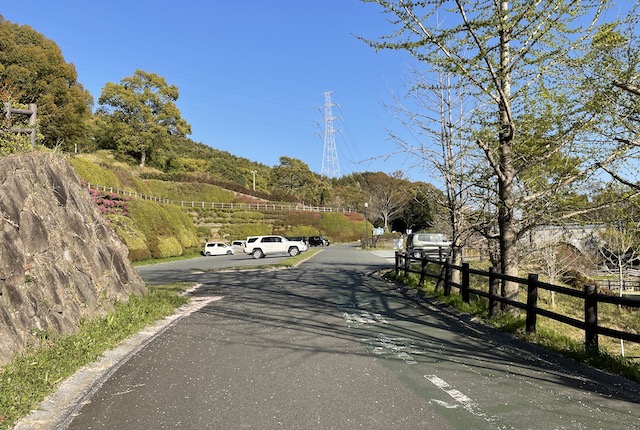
395, 252, 640, 352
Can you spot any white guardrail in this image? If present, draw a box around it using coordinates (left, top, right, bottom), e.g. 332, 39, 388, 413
86, 183, 357, 214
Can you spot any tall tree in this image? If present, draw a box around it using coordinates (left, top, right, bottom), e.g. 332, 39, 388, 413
583, 12, 640, 186
362, 171, 411, 232
270, 156, 327, 204
0, 17, 93, 150
97, 70, 191, 168
360, 0, 637, 310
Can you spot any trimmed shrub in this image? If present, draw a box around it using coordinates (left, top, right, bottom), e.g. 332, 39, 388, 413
283, 212, 321, 228
141, 179, 235, 203
280, 226, 319, 237
233, 211, 265, 220
127, 200, 198, 258
155, 237, 184, 258
67, 156, 122, 188
107, 215, 150, 261
219, 223, 272, 240
320, 213, 364, 242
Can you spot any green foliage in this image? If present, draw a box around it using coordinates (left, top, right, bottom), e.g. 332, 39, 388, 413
388, 263, 640, 384
97, 70, 191, 168
0, 18, 93, 151
0, 286, 188, 430
67, 155, 124, 188
127, 200, 197, 259
155, 236, 184, 259
270, 156, 329, 204
283, 225, 319, 237
0, 133, 34, 156
142, 179, 235, 203
163, 205, 198, 249
232, 211, 264, 220
219, 223, 272, 240
319, 212, 365, 242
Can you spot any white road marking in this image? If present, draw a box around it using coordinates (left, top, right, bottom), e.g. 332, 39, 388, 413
360, 333, 424, 364
342, 311, 388, 326
425, 374, 494, 422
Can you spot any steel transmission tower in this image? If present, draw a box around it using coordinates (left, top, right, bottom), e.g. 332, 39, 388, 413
321, 91, 341, 178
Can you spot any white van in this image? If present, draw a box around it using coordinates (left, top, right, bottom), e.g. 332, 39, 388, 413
406, 232, 451, 259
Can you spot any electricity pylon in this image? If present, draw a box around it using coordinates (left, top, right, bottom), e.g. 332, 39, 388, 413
321, 91, 341, 178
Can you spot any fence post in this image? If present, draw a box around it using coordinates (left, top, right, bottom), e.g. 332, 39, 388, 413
489, 267, 499, 318
418, 257, 428, 288
395, 252, 400, 277
584, 284, 599, 352
462, 263, 470, 303
404, 252, 410, 276
443, 257, 452, 296
526, 274, 539, 334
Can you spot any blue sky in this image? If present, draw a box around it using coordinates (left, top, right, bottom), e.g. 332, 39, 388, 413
2, 1, 419, 178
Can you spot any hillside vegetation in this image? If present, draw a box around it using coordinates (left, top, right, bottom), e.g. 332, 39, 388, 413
67, 151, 369, 261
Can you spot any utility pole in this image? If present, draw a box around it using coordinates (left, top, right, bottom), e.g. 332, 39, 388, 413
250, 170, 257, 191
320, 91, 341, 178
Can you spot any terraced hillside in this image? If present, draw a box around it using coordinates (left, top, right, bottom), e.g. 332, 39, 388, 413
67, 153, 368, 260
186, 206, 365, 245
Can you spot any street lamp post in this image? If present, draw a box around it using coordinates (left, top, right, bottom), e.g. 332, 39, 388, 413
364, 202, 368, 249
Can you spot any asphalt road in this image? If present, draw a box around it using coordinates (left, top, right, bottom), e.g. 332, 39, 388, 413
20, 245, 640, 429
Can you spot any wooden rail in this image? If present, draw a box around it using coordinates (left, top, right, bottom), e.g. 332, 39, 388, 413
395, 252, 640, 352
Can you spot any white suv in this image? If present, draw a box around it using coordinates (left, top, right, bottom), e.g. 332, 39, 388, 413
244, 235, 308, 259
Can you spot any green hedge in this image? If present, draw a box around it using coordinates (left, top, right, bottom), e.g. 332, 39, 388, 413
107, 215, 151, 261
320, 213, 365, 242
67, 156, 122, 189
219, 223, 272, 241
141, 179, 235, 203
127, 200, 198, 259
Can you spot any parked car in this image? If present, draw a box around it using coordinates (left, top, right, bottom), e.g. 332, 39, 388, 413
286, 236, 308, 245
203, 242, 234, 256
308, 236, 330, 246
405, 232, 451, 259
231, 240, 246, 252
243, 235, 308, 259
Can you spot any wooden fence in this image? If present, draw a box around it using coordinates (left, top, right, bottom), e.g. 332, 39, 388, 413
86, 183, 356, 214
395, 252, 640, 352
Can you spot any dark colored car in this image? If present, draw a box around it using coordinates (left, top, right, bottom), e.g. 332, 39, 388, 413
308, 236, 330, 247
286, 236, 308, 245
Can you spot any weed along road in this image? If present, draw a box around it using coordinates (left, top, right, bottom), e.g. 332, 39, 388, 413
55, 245, 639, 429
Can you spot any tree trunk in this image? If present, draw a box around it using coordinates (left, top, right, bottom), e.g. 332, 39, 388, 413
497, 0, 520, 314
139, 149, 146, 168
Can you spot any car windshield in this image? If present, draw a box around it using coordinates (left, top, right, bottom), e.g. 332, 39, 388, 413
417, 234, 447, 242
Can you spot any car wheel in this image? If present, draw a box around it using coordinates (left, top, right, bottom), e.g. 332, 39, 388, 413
205, 252, 211, 256
226, 250, 233, 255
252, 249, 263, 259
288, 247, 300, 257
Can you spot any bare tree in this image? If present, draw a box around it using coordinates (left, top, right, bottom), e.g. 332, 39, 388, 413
385, 66, 478, 280
524, 229, 589, 307
363, 171, 411, 232
360, 0, 639, 312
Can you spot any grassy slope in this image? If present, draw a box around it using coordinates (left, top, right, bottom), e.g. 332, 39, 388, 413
67, 152, 366, 261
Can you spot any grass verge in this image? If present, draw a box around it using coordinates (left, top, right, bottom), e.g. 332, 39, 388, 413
132, 248, 202, 266
0, 283, 191, 430
385, 269, 640, 385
